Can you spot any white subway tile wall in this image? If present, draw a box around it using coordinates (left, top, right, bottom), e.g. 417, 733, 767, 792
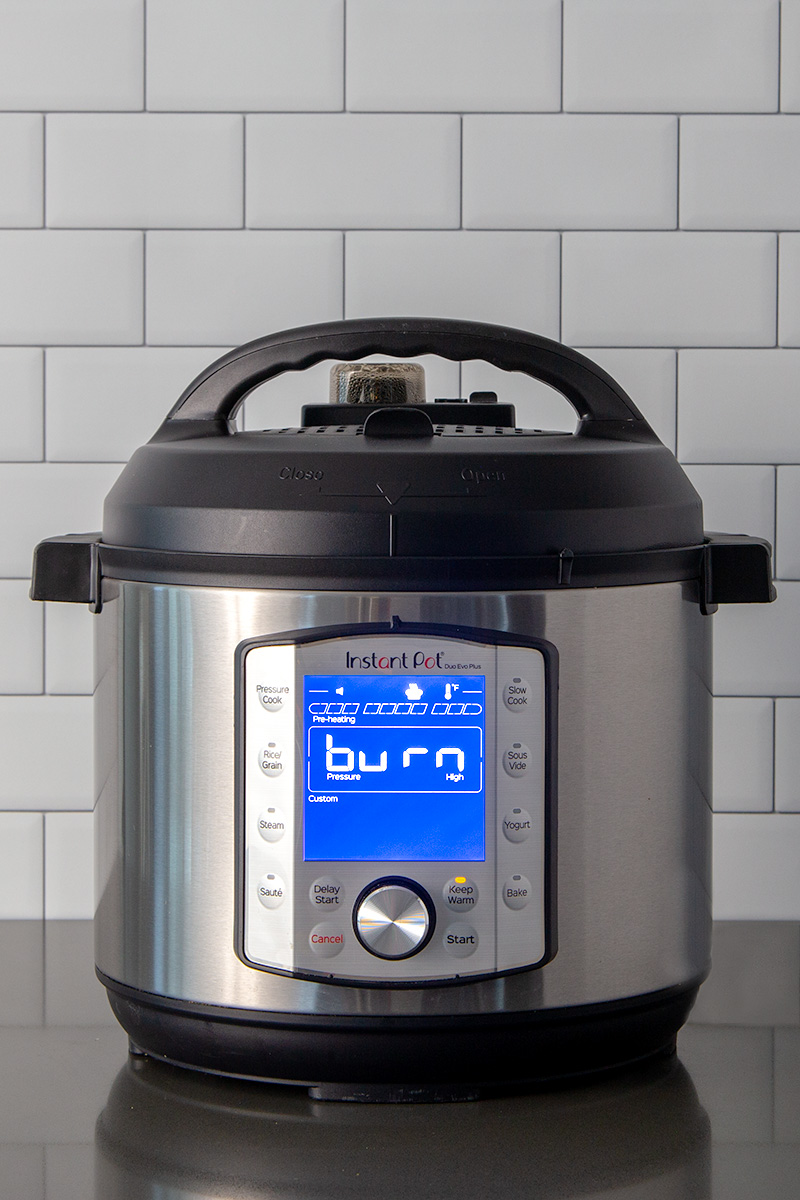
0, 0, 796, 920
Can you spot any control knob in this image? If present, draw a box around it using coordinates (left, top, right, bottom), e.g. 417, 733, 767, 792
353, 878, 435, 959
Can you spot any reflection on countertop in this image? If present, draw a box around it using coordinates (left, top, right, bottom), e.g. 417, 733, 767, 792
0, 921, 798, 1200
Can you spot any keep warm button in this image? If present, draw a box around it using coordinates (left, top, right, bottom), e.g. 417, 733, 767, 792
503, 743, 531, 777
443, 923, 479, 958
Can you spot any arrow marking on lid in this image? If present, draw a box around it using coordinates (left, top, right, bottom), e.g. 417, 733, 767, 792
376, 482, 410, 506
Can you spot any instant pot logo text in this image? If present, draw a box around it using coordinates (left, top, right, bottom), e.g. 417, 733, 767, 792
344, 650, 482, 670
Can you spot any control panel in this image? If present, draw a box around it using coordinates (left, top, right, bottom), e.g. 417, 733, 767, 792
238, 630, 553, 984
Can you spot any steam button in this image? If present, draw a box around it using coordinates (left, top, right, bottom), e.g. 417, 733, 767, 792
257, 806, 286, 842
503, 678, 531, 710
502, 808, 532, 843
259, 741, 285, 777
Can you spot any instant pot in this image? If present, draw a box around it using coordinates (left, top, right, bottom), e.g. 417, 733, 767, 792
32, 318, 775, 1099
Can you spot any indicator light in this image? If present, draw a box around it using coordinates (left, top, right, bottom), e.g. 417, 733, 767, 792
455, 876, 466, 884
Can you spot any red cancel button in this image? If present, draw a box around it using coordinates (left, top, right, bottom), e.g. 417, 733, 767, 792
309, 923, 345, 958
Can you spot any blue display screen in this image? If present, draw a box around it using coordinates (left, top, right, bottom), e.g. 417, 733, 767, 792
303, 674, 486, 862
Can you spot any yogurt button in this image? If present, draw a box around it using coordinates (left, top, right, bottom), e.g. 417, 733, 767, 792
259, 741, 285, 777
309, 924, 345, 958
503, 678, 530, 710
257, 806, 286, 843
443, 923, 479, 958
502, 874, 532, 910
309, 876, 345, 909
502, 808, 532, 843
502, 742, 531, 778
257, 872, 286, 909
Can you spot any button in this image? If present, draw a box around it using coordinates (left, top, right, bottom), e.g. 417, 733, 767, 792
257, 684, 290, 713
257, 806, 286, 842
309, 876, 345, 909
309, 923, 345, 958
443, 923, 479, 958
256, 872, 286, 909
355, 881, 432, 959
502, 808, 532, 843
259, 741, 286, 777
502, 874, 532, 910
503, 677, 531, 711
502, 742, 531, 777
443, 877, 479, 911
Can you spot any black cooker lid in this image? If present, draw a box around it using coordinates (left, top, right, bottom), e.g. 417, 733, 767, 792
31, 319, 776, 603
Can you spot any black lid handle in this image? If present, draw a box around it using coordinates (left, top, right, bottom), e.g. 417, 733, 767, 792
157, 318, 657, 441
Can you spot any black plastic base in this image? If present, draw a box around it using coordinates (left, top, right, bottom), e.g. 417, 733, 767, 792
100, 971, 701, 1101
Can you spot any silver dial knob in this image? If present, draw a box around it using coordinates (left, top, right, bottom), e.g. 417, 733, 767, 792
354, 880, 433, 960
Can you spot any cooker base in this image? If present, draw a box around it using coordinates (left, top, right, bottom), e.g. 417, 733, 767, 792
100, 972, 702, 1100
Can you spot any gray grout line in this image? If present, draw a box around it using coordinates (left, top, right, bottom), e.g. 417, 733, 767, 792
242, 115, 247, 228
7, 109, 794, 116
776, 233, 782, 345
560, 0, 565, 113
4, 227, 798, 234
143, 0, 148, 111
342, 0, 348, 112
772, 697, 778, 813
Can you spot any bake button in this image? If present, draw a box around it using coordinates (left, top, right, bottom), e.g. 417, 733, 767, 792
309, 923, 345, 958
443, 876, 479, 911
309, 876, 345, 909
257, 872, 286, 909
502, 874, 532, 910
503, 677, 531, 710
257, 684, 290, 713
502, 808, 532, 843
257, 806, 286, 842
259, 741, 285, 777
502, 742, 531, 778
443, 923, 479, 958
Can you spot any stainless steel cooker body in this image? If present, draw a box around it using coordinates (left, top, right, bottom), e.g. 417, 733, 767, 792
94, 578, 711, 1020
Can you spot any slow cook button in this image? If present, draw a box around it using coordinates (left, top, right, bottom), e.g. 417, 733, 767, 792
502, 742, 531, 777
309, 876, 345, 908
259, 741, 285, 777
502, 807, 532, 843
502, 874, 532, 910
257, 872, 286, 909
443, 923, 479, 958
309, 923, 345, 958
258, 806, 286, 842
257, 684, 290, 713
503, 677, 531, 710
443, 876, 479, 910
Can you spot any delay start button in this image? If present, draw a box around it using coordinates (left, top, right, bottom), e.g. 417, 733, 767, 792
309, 923, 345, 958
503, 677, 531, 710
443, 877, 478, 910
310, 876, 345, 909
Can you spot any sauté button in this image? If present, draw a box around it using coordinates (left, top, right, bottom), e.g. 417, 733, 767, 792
309, 876, 345, 909
502, 874, 532, 910
502, 742, 531, 777
259, 741, 285, 777
257, 806, 286, 842
257, 872, 286, 909
309, 923, 345, 958
258, 684, 290, 713
443, 877, 478, 911
503, 677, 531, 710
443, 923, 479, 958
502, 808, 532, 843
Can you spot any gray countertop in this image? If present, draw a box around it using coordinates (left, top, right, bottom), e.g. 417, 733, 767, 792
1, 920, 798, 1199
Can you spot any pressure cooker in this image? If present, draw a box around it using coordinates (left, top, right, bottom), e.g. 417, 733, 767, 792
31, 318, 775, 1100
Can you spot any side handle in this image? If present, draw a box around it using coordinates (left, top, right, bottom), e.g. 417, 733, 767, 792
30, 533, 102, 612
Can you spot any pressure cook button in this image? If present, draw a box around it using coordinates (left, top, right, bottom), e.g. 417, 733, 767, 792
503, 677, 531, 710
257, 806, 286, 842
502, 742, 531, 777
443, 923, 479, 958
257, 684, 290, 713
257, 872, 286, 909
310, 876, 345, 909
443, 877, 479, 910
502, 874, 532, 910
259, 741, 285, 777
309, 923, 345, 958
502, 808, 532, 843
